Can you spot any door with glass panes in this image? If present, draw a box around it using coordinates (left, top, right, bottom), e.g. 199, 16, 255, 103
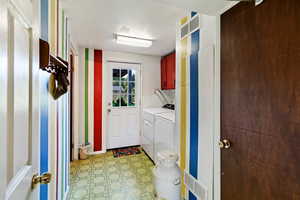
107, 63, 141, 149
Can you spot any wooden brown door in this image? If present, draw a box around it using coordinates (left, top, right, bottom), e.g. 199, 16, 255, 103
221, 0, 300, 199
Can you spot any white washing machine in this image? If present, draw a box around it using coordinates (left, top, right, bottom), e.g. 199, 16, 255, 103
142, 108, 173, 161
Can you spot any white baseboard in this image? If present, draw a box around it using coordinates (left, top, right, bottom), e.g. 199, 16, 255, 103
87, 150, 107, 155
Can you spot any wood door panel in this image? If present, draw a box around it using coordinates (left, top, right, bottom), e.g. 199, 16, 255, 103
221, 0, 300, 199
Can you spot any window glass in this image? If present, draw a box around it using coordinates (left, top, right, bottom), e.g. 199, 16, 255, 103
121, 82, 128, 94
113, 82, 121, 94
121, 69, 128, 81
128, 95, 135, 106
129, 70, 136, 81
113, 69, 120, 81
120, 95, 128, 106
112, 68, 137, 107
112, 95, 120, 107
129, 82, 135, 94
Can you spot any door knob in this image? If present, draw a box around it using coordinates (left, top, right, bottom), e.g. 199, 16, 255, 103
219, 139, 231, 149
107, 108, 111, 113
32, 173, 52, 189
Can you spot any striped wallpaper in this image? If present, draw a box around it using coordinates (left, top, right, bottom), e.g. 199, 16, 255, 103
179, 13, 200, 200
40, 0, 50, 199
40, 1, 73, 199
84, 48, 103, 152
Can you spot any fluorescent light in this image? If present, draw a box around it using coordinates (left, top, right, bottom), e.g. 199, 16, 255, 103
115, 34, 153, 48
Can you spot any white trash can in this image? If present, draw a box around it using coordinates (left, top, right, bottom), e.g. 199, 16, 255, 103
153, 150, 181, 200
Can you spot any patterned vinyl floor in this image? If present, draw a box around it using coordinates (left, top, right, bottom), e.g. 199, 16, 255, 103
68, 150, 155, 200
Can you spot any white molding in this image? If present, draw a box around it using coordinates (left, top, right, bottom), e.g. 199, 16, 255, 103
88, 49, 94, 150
0, 1, 9, 198
72, 54, 79, 160
87, 150, 107, 155
213, 16, 221, 200
5, 166, 31, 199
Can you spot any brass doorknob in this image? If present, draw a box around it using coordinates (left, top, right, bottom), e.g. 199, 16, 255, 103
32, 173, 52, 189
219, 139, 231, 149
107, 109, 111, 113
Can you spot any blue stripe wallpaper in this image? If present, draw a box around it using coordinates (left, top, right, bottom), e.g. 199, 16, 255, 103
189, 29, 200, 200
40, 0, 49, 199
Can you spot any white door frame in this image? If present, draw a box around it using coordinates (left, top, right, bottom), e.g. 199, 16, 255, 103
69, 42, 79, 160
0, 0, 40, 199
104, 60, 142, 150
213, 16, 221, 200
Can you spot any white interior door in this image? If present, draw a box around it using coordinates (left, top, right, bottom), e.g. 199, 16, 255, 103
0, 0, 41, 199
106, 62, 141, 149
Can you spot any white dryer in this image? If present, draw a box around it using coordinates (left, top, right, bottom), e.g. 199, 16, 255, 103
142, 108, 173, 161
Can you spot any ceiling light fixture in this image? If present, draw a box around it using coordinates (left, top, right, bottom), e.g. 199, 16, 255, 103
115, 34, 153, 48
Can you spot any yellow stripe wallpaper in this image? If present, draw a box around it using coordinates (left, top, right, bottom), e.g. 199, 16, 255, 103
180, 36, 188, 198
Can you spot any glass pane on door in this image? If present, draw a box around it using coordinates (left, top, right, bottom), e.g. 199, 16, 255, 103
121, 82, 128, 93
113, 82, 121, 94
113, 95, 120, 107
112, 68, 137, 108
113, 69, 120, 81
128, 95, 135, 106
129, 70, 136, 81
121, 69, 128, 81
129, 82, 135, 94
121, 95, 128, 106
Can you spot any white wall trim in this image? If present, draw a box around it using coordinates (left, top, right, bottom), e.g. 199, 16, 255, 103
87, 150, 107, 155
72, 53, 79, 160
213, 15, 221, 200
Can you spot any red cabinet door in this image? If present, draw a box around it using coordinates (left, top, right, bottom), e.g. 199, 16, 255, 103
166, 53, 176, 89
161, 52, 176, 90
166, 54, 172, 89
161, 58, 167, 89
169, 53, 176, 89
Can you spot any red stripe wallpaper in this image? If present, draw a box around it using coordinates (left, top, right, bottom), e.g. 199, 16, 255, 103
94, 50, 103, 151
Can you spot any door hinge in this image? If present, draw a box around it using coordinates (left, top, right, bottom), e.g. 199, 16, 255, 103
31, 173, 52, 189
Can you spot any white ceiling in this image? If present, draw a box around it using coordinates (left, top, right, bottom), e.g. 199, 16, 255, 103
156, 0, 236, 16
62, 0, 233, 56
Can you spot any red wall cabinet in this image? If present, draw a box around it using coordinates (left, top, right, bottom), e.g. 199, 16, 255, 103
161, 58, 167, 89
161, 52, 176, 90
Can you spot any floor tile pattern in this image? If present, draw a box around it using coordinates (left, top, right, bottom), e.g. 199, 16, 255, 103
68, 150, 155, 200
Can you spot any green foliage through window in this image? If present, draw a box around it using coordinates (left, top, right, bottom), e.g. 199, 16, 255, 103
112, 68, 136, 107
